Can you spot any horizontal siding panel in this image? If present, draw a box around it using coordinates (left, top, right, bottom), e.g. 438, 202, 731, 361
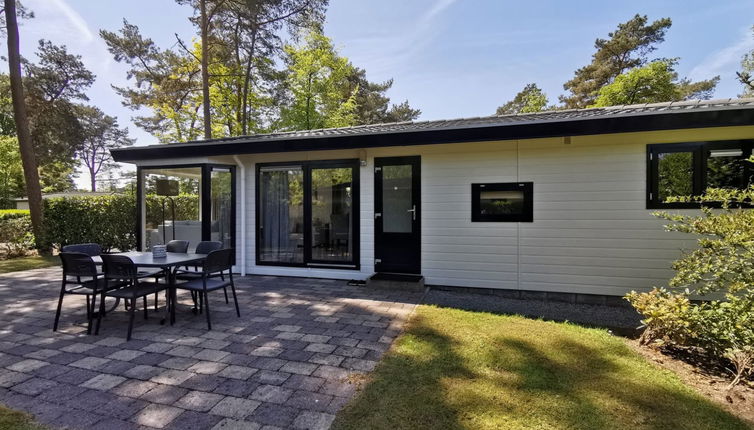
520, 263, 672, 279
521, 255, 672, 269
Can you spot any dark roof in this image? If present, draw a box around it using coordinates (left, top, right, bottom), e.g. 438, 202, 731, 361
112, 98, 754, 162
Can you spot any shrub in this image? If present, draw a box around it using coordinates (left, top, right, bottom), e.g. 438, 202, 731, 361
0, 209, 30, 220
42, 195, 137, 252
626, 170, 754, 388
0, 214, 33, 257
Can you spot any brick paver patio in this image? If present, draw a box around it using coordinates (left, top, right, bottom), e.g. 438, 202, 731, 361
0, 267, 422, 429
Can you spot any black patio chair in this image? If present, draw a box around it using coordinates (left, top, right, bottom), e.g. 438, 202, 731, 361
54, 252, 125, 334
61, 243, 102, 256
166, 240, 189, 253
96, 254, 169, 340
174, 248, 239, 330
175, 241, 226, 310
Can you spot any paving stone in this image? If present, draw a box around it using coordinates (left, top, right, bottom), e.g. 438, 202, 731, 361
91, 417, 135, 430
275, 331, 304, 341
341, 357, 378, 372
97, 396, 149, 420
333, 346, 368, 358
213, 378, 259, 398
209, 396, 260, 419
189, 360, 228, 375
218, 365, 257, 380
107, 349, 146, 361
285, 390, 333, 412
111, 379, 158, 398
251, 370, 290, 386
61, 342, 97, 353
328, 337, 359, 347
199, 339, 231, 350
10, 377, 58, 396
7, 358, 48, 373
132, 352, 172, 366
167, 410, 224, 430
300, 335, 330, 344
250, 346, 283, 357
291, 410, 336, 430
303, 343, 337, 354
150, 369, 194, 386
167, 346, 203, 358
132, 403, 183, 428
141, 342, 175, 353
180, 374, 224, 391
36, 382, 87, 403
280, 361, 318, 376
70, 356, 111, 371
308, 353, 344, 367
53, 367, 100, 385
140, 384, 189, 405
52, 409, 104, 428
95, 336, 127, 347
25, 348, 61, 360
175, 390, 225, 411
282, 375, 325, 392
0, 370, 32, 388
194, 349, 230, 361
124, 364, 163, 380
250, 384, 293, 404
80, 373, 126, 391
250, 402, 300, 427
212, 418, 261, 429
252, 358, 286, 371
160, 356, 199, 370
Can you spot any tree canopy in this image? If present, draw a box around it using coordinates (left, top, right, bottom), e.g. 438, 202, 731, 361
738, 26, 754, 97
495, 83, 548, 115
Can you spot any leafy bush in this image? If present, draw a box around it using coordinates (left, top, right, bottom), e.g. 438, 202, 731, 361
145, 194, 199, 227
42, 195, 137, 252
0, 209, 30, 220
626, 175, 754, 388
0, 214, 33, 258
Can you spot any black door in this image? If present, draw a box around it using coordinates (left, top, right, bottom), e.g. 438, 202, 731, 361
374, 156, 420, 274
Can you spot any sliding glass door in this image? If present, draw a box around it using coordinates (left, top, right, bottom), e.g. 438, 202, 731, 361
257, 160, 359, 268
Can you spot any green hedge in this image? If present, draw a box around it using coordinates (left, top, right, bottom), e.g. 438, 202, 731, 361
0, 209, 30, 220
145, 194, 199, 227
42, 195, 137, 252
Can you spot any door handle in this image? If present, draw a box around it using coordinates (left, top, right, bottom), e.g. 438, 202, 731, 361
407, 205, 416, 221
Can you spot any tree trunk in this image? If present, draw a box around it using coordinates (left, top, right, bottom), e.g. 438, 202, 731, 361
200, 0, 212, 139
90, 167, 97, 192
4, 0, 44, 243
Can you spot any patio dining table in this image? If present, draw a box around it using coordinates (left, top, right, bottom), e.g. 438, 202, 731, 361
92, 251, 206, 324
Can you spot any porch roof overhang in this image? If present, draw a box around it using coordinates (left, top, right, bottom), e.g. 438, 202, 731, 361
112, 98, 754, 163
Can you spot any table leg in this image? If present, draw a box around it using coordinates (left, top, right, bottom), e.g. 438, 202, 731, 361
170, 267, 177, 325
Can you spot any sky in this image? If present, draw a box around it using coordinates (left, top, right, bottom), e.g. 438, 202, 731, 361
8, 0, 754, 188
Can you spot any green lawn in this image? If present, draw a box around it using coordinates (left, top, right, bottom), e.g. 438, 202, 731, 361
0, 406, 46, 430
332, 305, 750, 430
0, 255, 58, 274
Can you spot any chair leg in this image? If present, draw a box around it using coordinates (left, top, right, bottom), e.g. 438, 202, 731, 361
204, 290, 212, 330
154, 292, 158, 310
127, 298, 136, 341
95, 291, 106, 335
230, 281, 240, 318
53, 281, 66, 331
143, 296, 149, 320
87, 293, 98, 335
223, 287, 229, 304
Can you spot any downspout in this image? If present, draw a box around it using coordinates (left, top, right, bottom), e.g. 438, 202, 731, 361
232, 155, 247, 276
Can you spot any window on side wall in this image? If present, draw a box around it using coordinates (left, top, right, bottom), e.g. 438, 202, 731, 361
647, 140, 754, 209
471, 182, 533, 222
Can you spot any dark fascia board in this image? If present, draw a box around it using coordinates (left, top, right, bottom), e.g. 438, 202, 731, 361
112, 107, 754, 162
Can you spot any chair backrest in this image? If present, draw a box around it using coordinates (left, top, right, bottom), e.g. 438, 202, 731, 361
166, 240, 189, 253
60, 252, 98, 278
195, 241, 223, 255
203, 248, 233, 274
61, 243, 102, 256
100, 254, 137, 281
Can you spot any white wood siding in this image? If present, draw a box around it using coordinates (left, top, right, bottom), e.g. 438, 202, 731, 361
199, 125, 754, 296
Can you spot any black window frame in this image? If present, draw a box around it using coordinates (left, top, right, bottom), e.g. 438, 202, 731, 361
255, 158, 360, 270
471, 182, 534, 222
647, 140, 754, 209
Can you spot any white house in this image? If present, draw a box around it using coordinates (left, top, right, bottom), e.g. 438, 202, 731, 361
111, 98, 754, 299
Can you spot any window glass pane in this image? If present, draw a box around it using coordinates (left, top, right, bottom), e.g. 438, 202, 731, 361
211, 168, 232, 249
657, 152, 694, 202
382, 165, 413, 233
707, 148, 746, 190
311, 167, 353, 262
143, 167, 201, 252
480, 190, 524, 215
259, 167, 304, 263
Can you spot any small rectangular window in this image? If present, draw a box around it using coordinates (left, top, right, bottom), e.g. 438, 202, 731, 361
647, 140, 753, 208
472, 182, 533, 222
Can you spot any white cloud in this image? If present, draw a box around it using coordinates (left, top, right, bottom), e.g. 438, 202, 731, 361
689, 26, 754, 82
47, 0, 95, 42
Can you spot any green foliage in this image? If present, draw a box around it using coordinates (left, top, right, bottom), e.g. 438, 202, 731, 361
592, 60, 718, 107
495, 83, 549, 115
279, 29, 359, 130
41, 195, 137, 252
145, 194, 199, 227
561, 14, 672, 108
0, 215, 34, 258
737, 26, 754, 97
75, 105, 134, 191
0, 136, 24, 207
0, 209, 30, 219
627, 173, 754, 387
